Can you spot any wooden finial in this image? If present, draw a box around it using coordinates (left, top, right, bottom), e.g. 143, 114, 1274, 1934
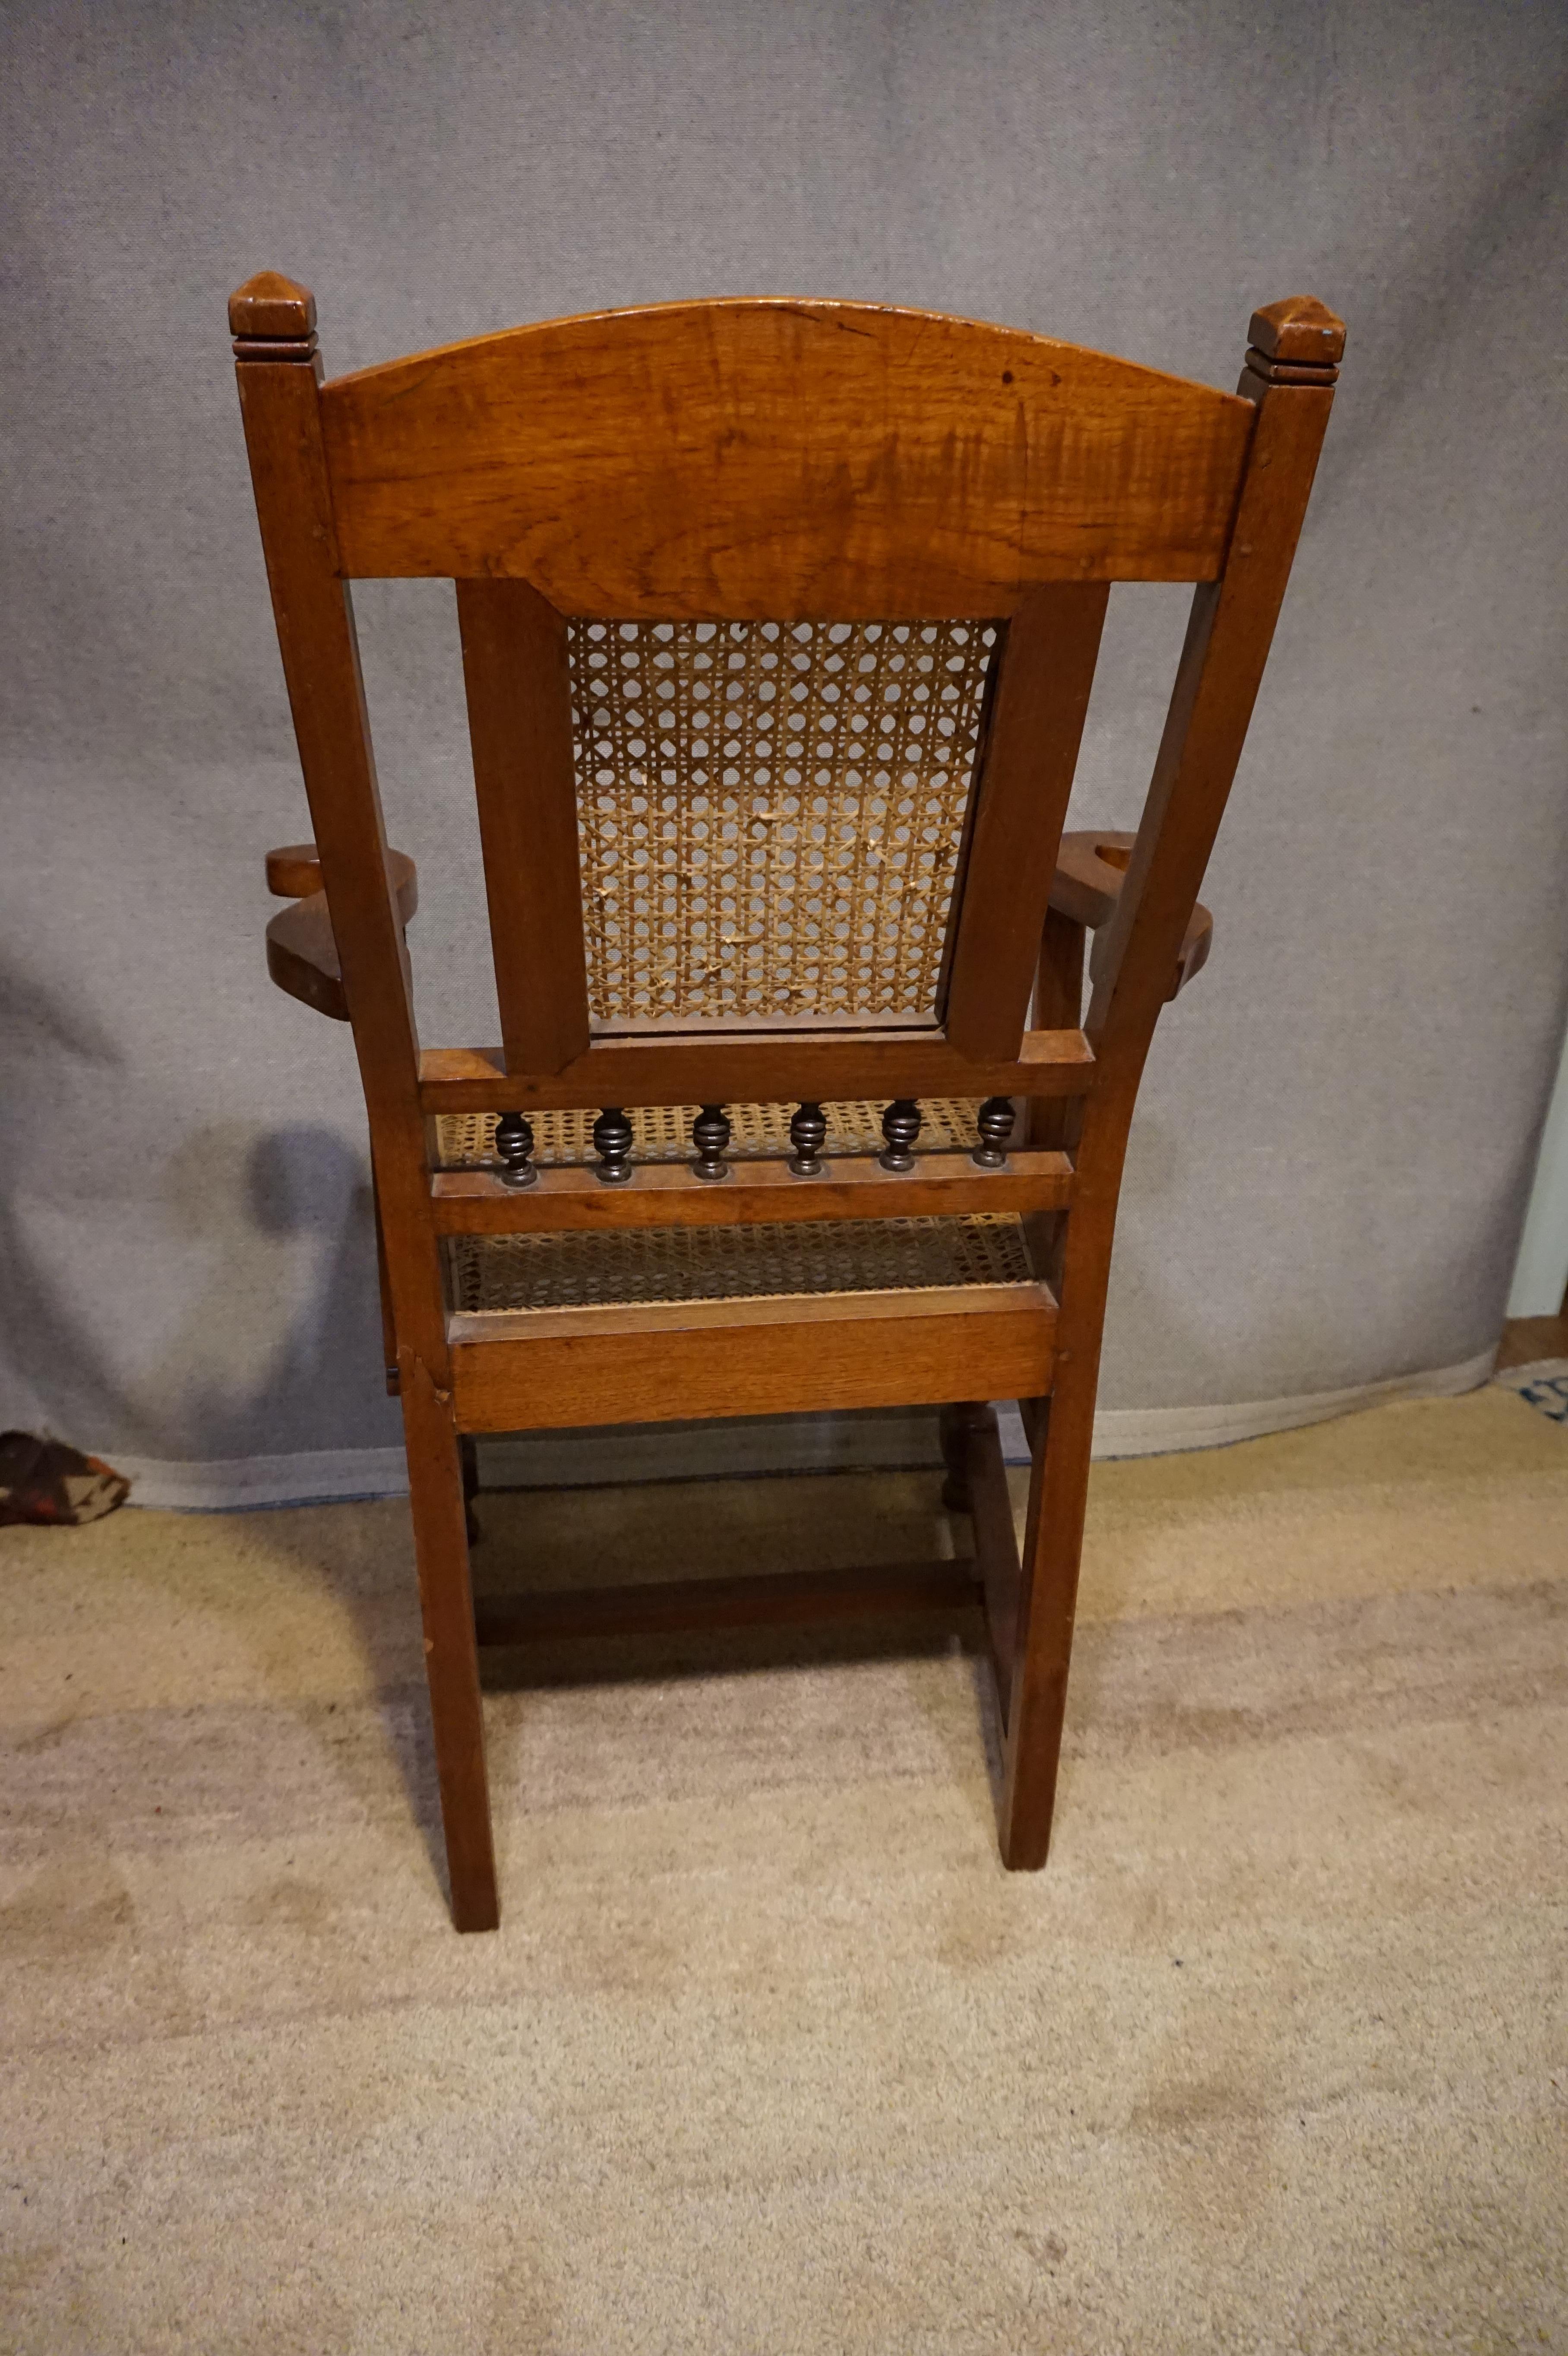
1245, 295, 1345, 386
230, 272, 318, 362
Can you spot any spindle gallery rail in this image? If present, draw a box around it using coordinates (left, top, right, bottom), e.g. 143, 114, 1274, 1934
427, 1098, 1078, 1235
235, 275, 1343, 1929
477, 1096, 1026, 1194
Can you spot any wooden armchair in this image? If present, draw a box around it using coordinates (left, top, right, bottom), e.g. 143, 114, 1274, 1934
231, 276, 1342, 1929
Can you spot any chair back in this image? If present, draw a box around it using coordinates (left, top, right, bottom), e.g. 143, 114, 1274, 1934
231, 279, 1342, 1360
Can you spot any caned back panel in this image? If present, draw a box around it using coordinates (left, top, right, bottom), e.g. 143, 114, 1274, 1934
319, 299, 1256, 609
316, 298, 1262, 1069
568, 617, 1000, 1024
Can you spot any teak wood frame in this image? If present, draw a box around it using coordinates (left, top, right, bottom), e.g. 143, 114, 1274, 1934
232, 276, 1343, 1930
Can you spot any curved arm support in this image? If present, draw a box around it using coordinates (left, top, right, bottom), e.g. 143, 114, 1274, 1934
264, 842, 418, 1021
1049, 831, 1212, 1001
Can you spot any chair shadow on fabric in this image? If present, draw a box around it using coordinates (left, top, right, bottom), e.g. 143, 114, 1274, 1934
151, 1121, 391, 1460
154, 1122, 454, 1894
165, 1124, 1007, 1893
471, 1474, 1008, 1850
0, 952, 134, 1445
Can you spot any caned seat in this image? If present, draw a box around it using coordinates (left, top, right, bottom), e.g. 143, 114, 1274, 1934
232, 274, 1344, 1928
450, 1215, 1036, 1315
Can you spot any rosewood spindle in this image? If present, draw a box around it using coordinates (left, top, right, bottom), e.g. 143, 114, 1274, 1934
592, 1107, 635, 1184
692, 1105, 732, 1180
972, 1097, 1016, 1169
879, 1099, 922, 1173
787, 1102, 827, 1175
493, 1110, 537, 1188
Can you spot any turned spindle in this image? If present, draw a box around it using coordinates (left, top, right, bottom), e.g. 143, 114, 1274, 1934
493, 1110, 537, 1188
692, 1105, 732, 1181
592, 1106, 635, 1184
788, 1102, 827, 1176
879, 1099, 922, 1173
972, 1097, 1016, 1169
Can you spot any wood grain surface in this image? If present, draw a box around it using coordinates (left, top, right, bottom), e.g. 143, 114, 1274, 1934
320, 298, 1256, 607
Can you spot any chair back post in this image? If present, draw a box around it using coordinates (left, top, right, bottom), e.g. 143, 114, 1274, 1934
1062, 295, 1344, 1244
939, 583, 1111, 1061
1087, 294, 1345, 1086
455, 576, 593, 1075
999, 294, 1344, 1853
229, 272, 449, 1377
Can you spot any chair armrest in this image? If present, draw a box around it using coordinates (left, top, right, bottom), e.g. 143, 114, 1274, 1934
1049, 830, 1213, 1000
263, 841, 418, 1021
266, 841, 418, 922
266, 894, 349, 1020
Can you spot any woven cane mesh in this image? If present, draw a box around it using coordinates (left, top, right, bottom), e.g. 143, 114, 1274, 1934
435, 1100, 986, 1171
450, 1214, 1033, 1315
567, 619, 1001, 1022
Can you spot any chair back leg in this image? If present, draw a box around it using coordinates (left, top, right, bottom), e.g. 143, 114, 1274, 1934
997, 1357, 1098, 1868
401, 1359, 499, 1930
998, 1078, 1129, 1868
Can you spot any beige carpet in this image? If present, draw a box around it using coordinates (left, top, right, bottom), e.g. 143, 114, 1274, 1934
3, 1388, 1565, 2353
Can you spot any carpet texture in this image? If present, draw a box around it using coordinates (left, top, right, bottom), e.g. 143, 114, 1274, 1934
2, 1388, 1565, 2353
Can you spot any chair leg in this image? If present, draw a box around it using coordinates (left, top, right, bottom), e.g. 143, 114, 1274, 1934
459, 1432, 482, 1546
401, 1357, 499, 1931
996, 1352, 1098, 1872
938, 1400, 987, 1511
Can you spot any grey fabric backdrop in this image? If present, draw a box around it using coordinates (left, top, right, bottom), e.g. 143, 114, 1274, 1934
3, 0, 1565, 1468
